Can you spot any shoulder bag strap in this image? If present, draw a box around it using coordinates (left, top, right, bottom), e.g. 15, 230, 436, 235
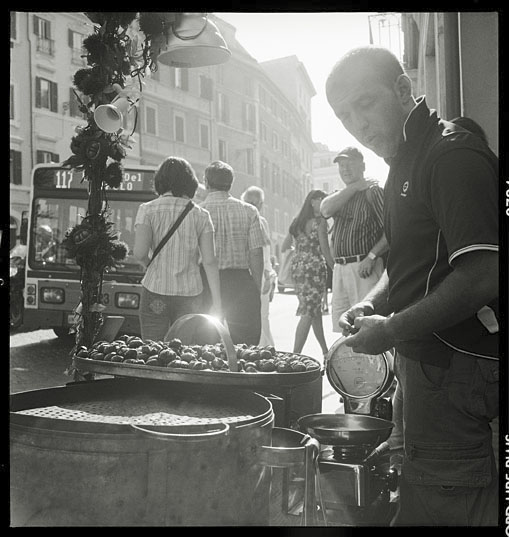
147, 200, 194, 268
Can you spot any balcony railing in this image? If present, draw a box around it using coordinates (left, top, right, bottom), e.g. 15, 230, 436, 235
36, 37, 54, 56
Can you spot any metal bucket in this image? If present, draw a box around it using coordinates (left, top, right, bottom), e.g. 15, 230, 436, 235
10, 378, 274, 526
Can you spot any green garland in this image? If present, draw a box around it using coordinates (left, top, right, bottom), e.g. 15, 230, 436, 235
64, 12, 180, 369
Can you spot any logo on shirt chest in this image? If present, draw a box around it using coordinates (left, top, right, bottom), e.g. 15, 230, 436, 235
401, 181, 410, 197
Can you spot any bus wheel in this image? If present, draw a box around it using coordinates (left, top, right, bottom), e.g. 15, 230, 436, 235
53, 327, 74, 339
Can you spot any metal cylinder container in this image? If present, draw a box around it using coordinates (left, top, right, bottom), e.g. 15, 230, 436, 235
10, 378, 274, 526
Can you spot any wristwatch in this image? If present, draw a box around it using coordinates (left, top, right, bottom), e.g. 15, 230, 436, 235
367, 251, 377, 260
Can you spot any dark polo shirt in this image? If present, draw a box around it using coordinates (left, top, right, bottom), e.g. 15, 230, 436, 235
384, 98, 499, 366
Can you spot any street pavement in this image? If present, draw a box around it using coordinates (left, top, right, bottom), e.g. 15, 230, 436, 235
9, 290, 344, 414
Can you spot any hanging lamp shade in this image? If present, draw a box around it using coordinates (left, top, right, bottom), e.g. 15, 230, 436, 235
157, 13, 231, 68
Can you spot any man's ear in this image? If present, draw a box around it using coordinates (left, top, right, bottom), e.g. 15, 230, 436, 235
394, 74, 413, 106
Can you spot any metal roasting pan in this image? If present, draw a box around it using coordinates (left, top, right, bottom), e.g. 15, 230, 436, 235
297, 413, 394, 448
10, 377, 274, 434
73, 355, 322, 387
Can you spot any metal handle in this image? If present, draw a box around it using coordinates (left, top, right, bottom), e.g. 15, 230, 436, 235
253, 392, 284, 402
302, 437, 322, 526
165, 314, 238, 372
363, 440, 390, 465
130, 421, 229, 442
258, 427, 309, 468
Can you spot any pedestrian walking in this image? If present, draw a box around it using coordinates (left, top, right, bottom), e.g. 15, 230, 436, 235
282, 190, 334, 357
326, 45, 499, 526
241, 186, 277, 347
201, 161, 269, 345
320, 146, 388, 333
133, 156, 222, 341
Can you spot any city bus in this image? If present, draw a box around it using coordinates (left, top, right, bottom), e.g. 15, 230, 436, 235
23, 163, 158, 338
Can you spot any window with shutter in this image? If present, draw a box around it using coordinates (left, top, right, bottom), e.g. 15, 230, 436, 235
246, 149, 254, 175
200, 124, 209, 149
35, 77, 41, 108
145, 106, 157, 135
218, 94, 229, 124
218, 140, 227, 161
36, 151, 60, 163
10, 150, 22, 185
35, 77, 57, 111
175, 115, 185, 142
10, 85, 14, 120
10, 11, 16, 40
50, 81, 58, 112
33, 15, 40, 35
69, 88, 78, 116
175, 68, 188, 91
200, 76, 213, 100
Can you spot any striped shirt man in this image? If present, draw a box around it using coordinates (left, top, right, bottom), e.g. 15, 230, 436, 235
135, 194, 214, 295
331, 185, 384, 257
200, 191, 269, 269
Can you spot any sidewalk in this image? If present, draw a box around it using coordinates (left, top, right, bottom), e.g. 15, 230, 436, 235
269, 291, 344, 415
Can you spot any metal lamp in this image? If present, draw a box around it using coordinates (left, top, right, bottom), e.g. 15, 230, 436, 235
157, 13, 231, 68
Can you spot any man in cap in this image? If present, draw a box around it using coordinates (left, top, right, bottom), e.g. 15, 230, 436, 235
320, 146, 388, 333
201, 161, 269, 345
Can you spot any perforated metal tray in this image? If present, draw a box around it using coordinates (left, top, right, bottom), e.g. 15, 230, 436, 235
73, 354, 323, 387
11, 378, 273, 431
16, 393, 260, 426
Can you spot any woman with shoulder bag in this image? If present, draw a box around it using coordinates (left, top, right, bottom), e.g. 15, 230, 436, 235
282, 189, 334, 357
133, 157, 222, 341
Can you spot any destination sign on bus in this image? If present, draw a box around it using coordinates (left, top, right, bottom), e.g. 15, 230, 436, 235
34, 167, 155, 192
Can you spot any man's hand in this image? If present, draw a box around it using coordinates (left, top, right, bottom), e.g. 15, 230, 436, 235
343, 315, 395, 355
338, 300, 375, 335
261, 273, 272, 295
358, 256, 376, 279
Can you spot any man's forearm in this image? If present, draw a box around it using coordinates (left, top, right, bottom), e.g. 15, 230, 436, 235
320, 184, 358, 218
369, 234, 389, 258
385, 252, 498, 341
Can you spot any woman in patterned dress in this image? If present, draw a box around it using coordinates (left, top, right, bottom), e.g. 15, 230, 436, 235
281, 190, 334, 356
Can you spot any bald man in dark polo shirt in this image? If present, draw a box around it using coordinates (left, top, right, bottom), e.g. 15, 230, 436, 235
326, 46, 499, 526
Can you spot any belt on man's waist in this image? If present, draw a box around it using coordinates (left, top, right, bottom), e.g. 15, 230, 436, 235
334, 254, 367, 265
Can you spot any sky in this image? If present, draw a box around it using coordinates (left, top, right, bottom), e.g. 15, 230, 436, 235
217, 12, 403, 183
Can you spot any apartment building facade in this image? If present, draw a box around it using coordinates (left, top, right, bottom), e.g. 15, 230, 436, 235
9, 13, 316, 259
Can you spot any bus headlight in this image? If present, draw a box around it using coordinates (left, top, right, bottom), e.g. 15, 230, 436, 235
10, 266, 18, 277
115, 292, 140, 309
40, 287, 65, 304
27, 284, 37, 295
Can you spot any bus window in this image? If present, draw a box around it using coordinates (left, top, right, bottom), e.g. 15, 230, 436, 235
30, 196, 145, 273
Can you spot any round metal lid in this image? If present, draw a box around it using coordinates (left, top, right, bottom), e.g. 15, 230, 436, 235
325, 337, 394, 401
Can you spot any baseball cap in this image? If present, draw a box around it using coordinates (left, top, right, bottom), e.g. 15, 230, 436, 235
333, 146, 364, 163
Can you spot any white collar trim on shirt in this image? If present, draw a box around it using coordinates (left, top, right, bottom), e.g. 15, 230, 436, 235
402, 96, 424, 142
